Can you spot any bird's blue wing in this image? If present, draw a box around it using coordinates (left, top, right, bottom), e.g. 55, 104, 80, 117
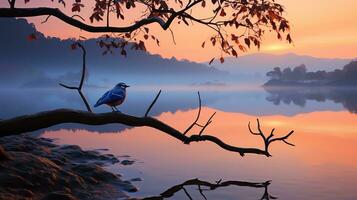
94, 89, 125, 107
106, 89, 125, 103
94, 91, 110, 107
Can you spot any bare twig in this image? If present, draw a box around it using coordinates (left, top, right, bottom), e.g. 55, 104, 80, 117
183, 91, 201, 135
248, 118, 295, 156
168, 28, 177, 45
106, 0, 111, 27
71, 14, 85, 22
145, 90, 162, 117
198, 112, 216, 136
198, 185, 208, 200
59, 42, 92, 113
8, 0, 15, 9
183, 92, 216, 136
42, 14, 84, 24
41, 15, 51, 24
182, 187, 193, 200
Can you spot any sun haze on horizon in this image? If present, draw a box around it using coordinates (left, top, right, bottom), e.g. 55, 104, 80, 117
1, 0, 357, 62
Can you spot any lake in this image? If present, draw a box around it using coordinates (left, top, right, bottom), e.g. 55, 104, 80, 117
2, 85, 357, 199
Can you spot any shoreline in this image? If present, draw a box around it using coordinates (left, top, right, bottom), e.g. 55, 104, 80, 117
0, 134, 138, 200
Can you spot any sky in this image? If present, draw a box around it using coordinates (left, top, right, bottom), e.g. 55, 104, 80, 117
2, 0, 357, 62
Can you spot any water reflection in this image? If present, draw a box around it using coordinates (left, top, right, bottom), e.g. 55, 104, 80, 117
43, 109, 357, 199
141, 178, 273, 200
0, 86, 350, 126
265, 87, 357, 113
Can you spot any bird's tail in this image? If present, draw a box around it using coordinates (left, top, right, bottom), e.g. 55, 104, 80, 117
94, 96, 105, 107
94, 101, 101, 107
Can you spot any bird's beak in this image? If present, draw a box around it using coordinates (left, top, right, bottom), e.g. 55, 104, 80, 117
125, 85, 130, 88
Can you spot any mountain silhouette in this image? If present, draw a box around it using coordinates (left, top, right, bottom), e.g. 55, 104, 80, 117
0, 18, 228, 88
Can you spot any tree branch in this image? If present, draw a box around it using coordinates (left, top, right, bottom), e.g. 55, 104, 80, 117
248, 118, 295, 154
198, 112, 216, 136
0, 3, 198, 33
145, 90, 162, 117
0, 107, 294, 157
141, 178, 273, 200
183, 91, 202, 135
59, 42, 92, 113
8, 0, 15, 9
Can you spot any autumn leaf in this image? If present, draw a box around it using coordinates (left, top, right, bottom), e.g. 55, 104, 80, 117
238, 44, 246, 52
286, 34, 293, 43
208, 58, 215, 65
244, 38, 250, 48
220, 57, 224, 63
220, 9, 226, 17
232, 49, 238, 57
70, 43, 78, 50
121, 49, 127, 57
156, 39, 160, 46
72, 2, 84, 12
201, 0, 206, 8
144, 27, 149, 33
27, 33, 37, 41
201, 41, 205, 48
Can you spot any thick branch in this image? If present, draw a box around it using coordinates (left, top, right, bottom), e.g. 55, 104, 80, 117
0, 7, 165, 32
0, 3, 199, 33
0, 109, 282, 157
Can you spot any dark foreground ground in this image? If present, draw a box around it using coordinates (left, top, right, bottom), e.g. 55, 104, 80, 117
0, 135, 138, 200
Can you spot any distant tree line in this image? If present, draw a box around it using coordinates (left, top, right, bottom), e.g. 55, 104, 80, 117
265, 60, 357, 86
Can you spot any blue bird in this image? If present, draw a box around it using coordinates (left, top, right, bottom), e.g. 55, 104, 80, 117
94, 82, 130, 112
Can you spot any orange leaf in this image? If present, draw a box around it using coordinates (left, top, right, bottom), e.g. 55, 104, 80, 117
208, 58, 215, 65
220, 9, 226, 17
220, 57, 224, 63
27, 33, 37, 41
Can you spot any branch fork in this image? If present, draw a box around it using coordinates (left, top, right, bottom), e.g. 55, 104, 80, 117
248, 118, 295, 156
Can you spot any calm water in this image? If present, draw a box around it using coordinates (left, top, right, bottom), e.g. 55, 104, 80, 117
2, 85, 357, 199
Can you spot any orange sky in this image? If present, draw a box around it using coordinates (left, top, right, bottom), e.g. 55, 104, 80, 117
2, 0, 357, 61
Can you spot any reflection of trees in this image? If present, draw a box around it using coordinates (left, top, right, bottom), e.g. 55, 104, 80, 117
265, 87, 357, 113
141, 178, 275, 200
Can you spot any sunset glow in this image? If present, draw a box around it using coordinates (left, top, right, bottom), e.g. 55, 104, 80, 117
2, 1, 357, 199
1, 0, 356, 61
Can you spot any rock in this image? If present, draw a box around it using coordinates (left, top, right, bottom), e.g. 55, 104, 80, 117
118, 181, 139, 193
41, 191, 78, 200
0, 135, 132, 200
71, 163, 118, 182
0, 174, 34, 189
121, 160, 135, 165
0, 144, 10, 160
130, 178, 143, 182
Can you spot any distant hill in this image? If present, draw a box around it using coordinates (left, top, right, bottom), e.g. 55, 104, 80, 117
207, 53, 352, 83
264, 61, 357, 87
0, 18, 228, 88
